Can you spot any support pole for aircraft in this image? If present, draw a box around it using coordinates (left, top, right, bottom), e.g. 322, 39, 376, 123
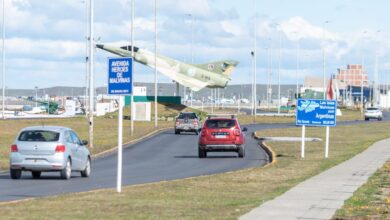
154, 0, 158, 128
211, 88, 214, 113
88, 0, 94, 148
130, 0, 134, 136
175, 82, 179, 97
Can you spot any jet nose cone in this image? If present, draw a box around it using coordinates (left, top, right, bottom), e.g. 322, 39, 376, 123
96, 44, 104, 49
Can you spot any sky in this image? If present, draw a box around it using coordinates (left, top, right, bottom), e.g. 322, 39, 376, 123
2, 0, 390, 89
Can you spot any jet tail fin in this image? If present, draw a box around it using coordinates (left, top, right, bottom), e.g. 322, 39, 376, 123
196, 60, 239, 77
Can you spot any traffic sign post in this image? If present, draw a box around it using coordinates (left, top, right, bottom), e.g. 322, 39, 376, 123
108, 57, 133, 193
296, 99, 337, 158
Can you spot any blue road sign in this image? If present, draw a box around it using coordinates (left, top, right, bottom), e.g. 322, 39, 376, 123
108, 57, 133, 95
296, 99, 337, 127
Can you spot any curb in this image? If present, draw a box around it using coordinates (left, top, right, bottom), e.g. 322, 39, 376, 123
252, 132, 277, 167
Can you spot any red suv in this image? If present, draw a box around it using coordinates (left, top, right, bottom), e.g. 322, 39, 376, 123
198, 115, 247, 158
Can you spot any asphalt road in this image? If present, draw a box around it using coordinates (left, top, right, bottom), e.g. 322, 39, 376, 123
0, 111, 388, 203
0, 123, 292, 202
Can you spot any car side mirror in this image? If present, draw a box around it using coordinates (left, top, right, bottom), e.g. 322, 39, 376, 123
81, 140, 88, 146
242, 127, 248, 132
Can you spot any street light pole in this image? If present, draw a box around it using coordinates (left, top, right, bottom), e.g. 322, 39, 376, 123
35, 86, 38, 108
374, 30, 381, 106
253, 4, 257, 121
1, 0, 5, 119
322, 21, 329, 100
277, 26, 281, 115
295, 33, 300, 101
130, 0, 134, 136
187, 13, 194, 107
360, 31, 367, 116
88, 0, 94, 148
251, 51, 254, 118
154, 0, 158, 128
84, 0, 89, 118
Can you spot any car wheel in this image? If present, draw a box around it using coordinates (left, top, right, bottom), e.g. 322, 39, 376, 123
195, 130, 199, 135
238, 145, 245, 158
10, 169, 22, 179
60, 159, 72, 180
378, 117, 382, 121
31, 171, 41, 179
175, 130, 180, 135
81, 157, 91, 178
365, 118, 369, 121
198, 147, 206, 158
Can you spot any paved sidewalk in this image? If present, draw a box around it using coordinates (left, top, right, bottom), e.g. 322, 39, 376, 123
240, 138, 390, 220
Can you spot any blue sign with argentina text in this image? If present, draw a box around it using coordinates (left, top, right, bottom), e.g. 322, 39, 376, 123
108, 57, 133, 95
296, 99, 337, 127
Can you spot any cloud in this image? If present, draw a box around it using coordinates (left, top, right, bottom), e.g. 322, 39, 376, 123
1, 0, 388, 89
6, 38, 85, 60
6, 0, 49, 35
281, 17, 340, 42
6, 58, 86, 88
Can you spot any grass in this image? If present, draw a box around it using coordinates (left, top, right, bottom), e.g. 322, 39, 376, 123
0, 107, 361, 170
0, 103, 201, 170
333, 160, 390, 219
0, 120, 387, 219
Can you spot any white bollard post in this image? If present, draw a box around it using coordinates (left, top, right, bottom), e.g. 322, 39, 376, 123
117, 96, 123, 193
325, 126, 330, 158
301, 125, 305, 158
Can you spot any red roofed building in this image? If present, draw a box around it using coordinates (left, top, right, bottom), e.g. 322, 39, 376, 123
335, 64, 368, 87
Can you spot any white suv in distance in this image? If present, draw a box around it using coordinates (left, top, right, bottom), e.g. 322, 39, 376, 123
364, 107, 383, 121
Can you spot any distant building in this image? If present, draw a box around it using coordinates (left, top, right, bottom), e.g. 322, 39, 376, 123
302, 76, 328, 93
335, 64, 368, 88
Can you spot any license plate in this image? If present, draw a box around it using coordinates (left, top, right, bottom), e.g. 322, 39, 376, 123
215, 135, 226, 138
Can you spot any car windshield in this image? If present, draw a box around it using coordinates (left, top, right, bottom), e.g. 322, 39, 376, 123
366, 108, 379, 111
206, 119, 236, 128
18, 130, 60, 142
178, 113, 196, 119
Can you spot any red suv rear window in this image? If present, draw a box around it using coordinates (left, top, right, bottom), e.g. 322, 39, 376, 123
205, 119, 236, 129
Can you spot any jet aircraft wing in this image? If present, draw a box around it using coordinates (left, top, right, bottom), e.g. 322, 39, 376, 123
155, 65, 208, 92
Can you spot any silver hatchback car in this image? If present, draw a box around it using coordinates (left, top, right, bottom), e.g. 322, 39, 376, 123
10, 126, 91, 180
